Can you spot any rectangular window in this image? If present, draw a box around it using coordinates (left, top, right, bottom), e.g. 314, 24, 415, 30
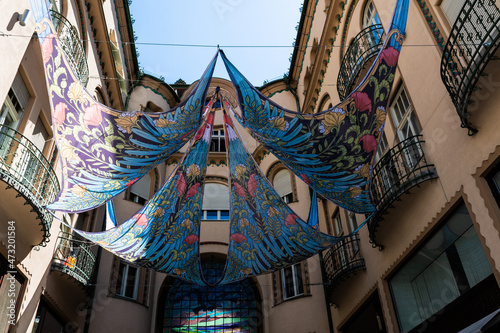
201, 210, 230, 221
0, 71, 30, 157
375, 132, 389, 162
333, 212, 343, 237
117, 261, 139, 300
281, 263, 304, 300
390, 86, 422, 170
210, 129, 226, 152
389, 204, 492, 333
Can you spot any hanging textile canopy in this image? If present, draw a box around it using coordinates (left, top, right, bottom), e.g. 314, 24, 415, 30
220, 0, 408, 214
29, 0, 409, 285
75, 102, 217, 285
218, 99, 341, 285
31, 0, 216, 213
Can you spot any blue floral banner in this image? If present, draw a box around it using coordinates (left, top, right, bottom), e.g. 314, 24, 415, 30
220, 0, 409, 213
32, 8, 216, 213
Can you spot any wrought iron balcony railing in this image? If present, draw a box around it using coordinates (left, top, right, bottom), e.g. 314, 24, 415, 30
52, 232, 96, 286
323, 234, 365, 297
369, 135, 437, 248
337, 24, 385, 100
0, 125, 60, 245
440, 0, 500, 135
50, 10, 89, 87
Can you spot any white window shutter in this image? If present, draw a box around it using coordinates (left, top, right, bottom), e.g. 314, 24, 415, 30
274, 169, 292, 197
202, 183, 229, 210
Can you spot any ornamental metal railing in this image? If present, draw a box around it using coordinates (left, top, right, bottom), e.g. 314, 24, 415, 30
52, 231, 96, 286
369, 135, 437, 248
0, 125, 60, 244
440, 0, 500, 135
337, 24, 385, 100
50, 10, 89, 87
323, 234, 365, 295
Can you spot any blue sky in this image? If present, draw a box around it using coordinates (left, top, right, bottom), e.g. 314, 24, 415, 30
129, 0, 304, 86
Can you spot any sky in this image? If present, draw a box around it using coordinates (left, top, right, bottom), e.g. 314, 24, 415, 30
129, 0, 304, 86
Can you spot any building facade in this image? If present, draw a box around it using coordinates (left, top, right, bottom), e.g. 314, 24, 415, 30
1, 0, 500, 332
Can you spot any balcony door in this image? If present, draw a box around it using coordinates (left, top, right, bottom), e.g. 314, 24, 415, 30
0, 72, 29, 158
363, 0, 382, 45
390, 86, 422, 170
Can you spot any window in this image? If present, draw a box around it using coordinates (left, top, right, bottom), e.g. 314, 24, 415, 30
210, 128, 226, 152
440, 0, 466, 27
49, 0, 63, 13
390, 86, 422, 169
347, 212, 360, 254
116, 261, 139, 300
31, 300, 69, 333
281, 263, 304, 300
161, 260, 261, 332
0, 72, 29, 129
202, 183, 229, 221
127, 173, 151, 205
110, 257, 150, 305
273, 169, 294, 203
363, 0, 381, 28
375, 132, 389, 162
389, 204, 492, 333
391, 86, 421, 141
333, 212, 344, 237
0, 255, 25, 333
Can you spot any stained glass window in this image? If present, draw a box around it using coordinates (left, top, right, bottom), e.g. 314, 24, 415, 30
163, 261, 261, 332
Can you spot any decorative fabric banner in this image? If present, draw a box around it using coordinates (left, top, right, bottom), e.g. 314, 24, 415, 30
220, 0, 409, 214
31, 5, 216, 213
217, 100, 341, 285
74, 104, 217, 285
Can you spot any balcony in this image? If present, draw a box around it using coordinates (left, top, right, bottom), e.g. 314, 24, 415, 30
440, 0, 500, 135
337, 24, 384, 100
51, 232, 96, 286
50, 10, 89, 87
368, 136, 438, 249
0, 126, 59, 247
323, 234, 365, 302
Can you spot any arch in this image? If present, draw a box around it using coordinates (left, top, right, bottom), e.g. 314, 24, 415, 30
156, 256, 263, 333
318, 93, 332, 112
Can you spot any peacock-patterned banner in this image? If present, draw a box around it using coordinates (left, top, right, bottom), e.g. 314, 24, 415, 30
220, 0, 408, 214
28, 0, 409, 285
33, 11, 216, 213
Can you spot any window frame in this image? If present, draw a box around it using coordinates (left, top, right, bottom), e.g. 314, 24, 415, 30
388, 203, 493, 333
210, 128, 226, 152
116, 261, 140, 300
281, 263, 305, 300
272, 168, 295, 204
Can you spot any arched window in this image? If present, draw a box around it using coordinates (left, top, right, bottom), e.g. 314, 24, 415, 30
318, 93, 331, 112
273, 169, 294, 203
159, 260, 262, 332
202, 183, 229, 220
362, 0, 381, 28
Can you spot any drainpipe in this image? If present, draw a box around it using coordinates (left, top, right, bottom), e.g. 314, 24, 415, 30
319, 251, 335, 333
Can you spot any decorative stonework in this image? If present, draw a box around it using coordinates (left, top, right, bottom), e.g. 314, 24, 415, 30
415, 0, 445, 52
